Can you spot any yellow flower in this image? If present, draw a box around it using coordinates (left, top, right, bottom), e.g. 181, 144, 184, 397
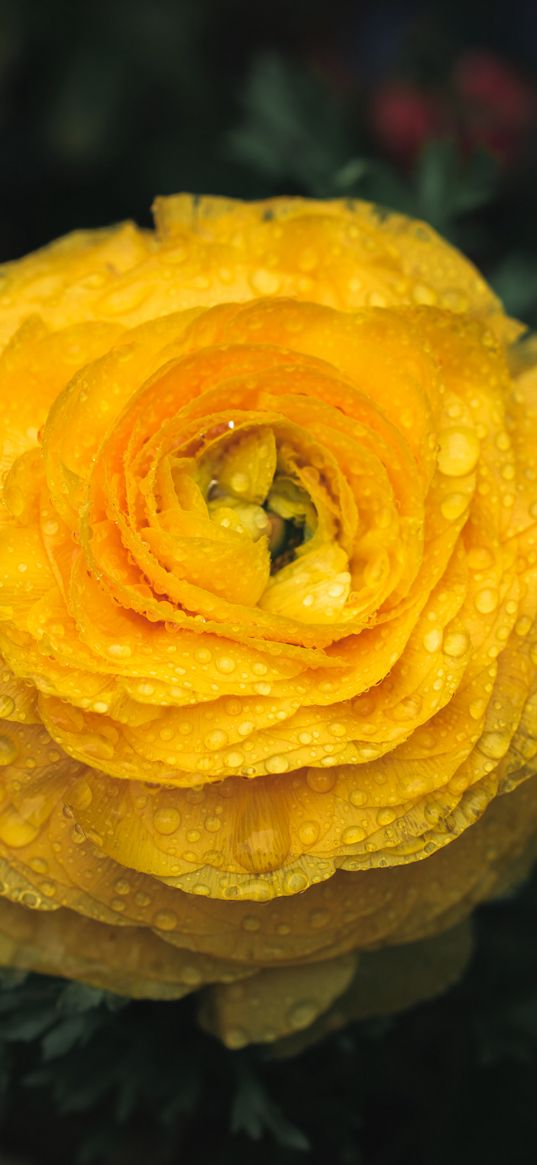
1, 195, 537, 1048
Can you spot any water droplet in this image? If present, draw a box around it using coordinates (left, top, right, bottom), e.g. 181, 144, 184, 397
467, 547, 494, 571
378, 807, 397, 826
114, 878, 131, 895
440, 493, 468, 521
250, 268, 281, 295
392, 695, 422, 722
309, 909, 330, 929
479, 731, 508, 760
204, 729, 228, 750
423, 628, 442, 653
412, 283, 437, 306
153, 910, 177, 931
0, 736, 17, 765
437, 428, 480, 477
298, 821, 320, 847
153, 806, 181, 834
299, 731, 313, 745
241, 915, 261, 932
342, 826, 366, 845
474, 588, 498, 615
282, 870, 309, 894
19, 890, 38, 908
443, 630, 470, 658
30, 857, 48, 874
106, 643, 132, 659
306, 769, 336, 793
195, 647, 212, 663
225, 751, 244, 768
216, 656, 236, 674
265, 754, 289, 774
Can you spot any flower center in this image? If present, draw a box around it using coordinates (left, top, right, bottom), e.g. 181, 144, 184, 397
207, 475, 314, 573
175, 417, 354, 619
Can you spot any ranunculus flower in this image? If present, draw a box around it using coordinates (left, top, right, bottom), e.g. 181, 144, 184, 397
1, 195, 537, 1048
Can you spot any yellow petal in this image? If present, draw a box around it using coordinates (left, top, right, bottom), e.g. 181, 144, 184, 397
200, 952, 358, 1047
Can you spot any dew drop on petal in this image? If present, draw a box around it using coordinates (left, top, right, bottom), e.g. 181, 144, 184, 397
241, 915, 261, 932
306, 769, 336, 793
298, 821, 320, 847
265, 754, 289, 774
342, 826, 366, 845
437, 428, 480, 476
309, 909, 330, 929
153, 807, 181, 835
474, 588, 499, 615
204, 730, 228, 750
282, 870, 309, 894
0, 736, 17, 765
423, 628, 442, 653
443, 631, 470, 658
440, 493, 469, 521
216, 656, 236, 674
153, 910, 178, 931
106, 643, 133, 659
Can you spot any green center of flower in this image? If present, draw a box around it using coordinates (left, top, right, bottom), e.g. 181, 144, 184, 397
207, 474, 315, 573
189, 423, 353, 623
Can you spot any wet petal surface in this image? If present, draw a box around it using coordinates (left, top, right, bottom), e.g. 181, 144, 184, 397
0, 195, 536, 1043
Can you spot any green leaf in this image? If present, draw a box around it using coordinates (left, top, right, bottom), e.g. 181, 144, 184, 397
231, 1058, 310, 1151
41, 1013, 101, 1060
491, 253, 537, 324
228, 52, 356, 196
414, 141, 499, 234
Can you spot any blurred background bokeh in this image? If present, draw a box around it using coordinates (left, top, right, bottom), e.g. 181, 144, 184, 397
1, 0, 537, 321
1, 2, 537, 1163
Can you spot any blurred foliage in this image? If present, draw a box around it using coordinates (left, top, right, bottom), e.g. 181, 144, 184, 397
229, 54, 500, 234
227, 54, 358, 196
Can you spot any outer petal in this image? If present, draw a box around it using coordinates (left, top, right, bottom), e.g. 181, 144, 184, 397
269, 922, 474, 1057
0, 895, 252, 1001
153, 195, 520, 343
199, 952, 358, 1048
